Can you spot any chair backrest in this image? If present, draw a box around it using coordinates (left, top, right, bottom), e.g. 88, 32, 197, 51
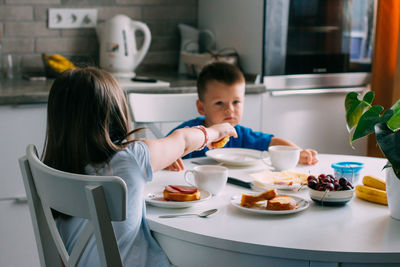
128, 92, 199, 138
19, 144, 127, 267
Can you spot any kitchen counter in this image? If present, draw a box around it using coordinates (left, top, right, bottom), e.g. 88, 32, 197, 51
0, 71, 266, 105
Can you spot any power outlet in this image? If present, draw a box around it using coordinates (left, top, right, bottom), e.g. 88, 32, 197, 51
48, 8, 98, 29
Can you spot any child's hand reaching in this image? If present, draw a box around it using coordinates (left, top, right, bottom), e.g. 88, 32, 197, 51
164, 158, 184, 171
299, 149, 318, 165
206, 123, 237, 149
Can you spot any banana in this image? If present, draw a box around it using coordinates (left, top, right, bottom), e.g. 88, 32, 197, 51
362, 175, 386, 191
355, 185, 387, 205
43, 53, 75, 74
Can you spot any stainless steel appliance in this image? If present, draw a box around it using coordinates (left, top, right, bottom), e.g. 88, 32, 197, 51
199, 0, 376, 89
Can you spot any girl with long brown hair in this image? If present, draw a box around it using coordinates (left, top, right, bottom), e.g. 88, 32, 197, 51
43, 67, 236, 266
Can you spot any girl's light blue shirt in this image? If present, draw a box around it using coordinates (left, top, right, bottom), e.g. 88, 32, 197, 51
56, 141, 170, 267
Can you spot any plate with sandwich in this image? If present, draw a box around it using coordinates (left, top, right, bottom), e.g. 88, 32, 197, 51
230, 189, 309, 215
249, 170, 309, 190
206, 148, 269, 167
145, 185, 212, 208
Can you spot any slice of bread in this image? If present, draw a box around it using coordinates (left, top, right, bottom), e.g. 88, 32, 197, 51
266, 196, 297, 210
212, 135, 231, 148
163, 185, 200, 201
240, 189, 277, 207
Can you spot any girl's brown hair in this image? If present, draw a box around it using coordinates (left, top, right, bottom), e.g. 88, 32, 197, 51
43, 67, 137, 174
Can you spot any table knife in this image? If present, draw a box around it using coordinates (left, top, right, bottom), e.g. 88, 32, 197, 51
227, 177, 254, 189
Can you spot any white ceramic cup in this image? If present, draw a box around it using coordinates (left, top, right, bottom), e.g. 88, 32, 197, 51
184, 165, 228, 195
268, 145, 300, 171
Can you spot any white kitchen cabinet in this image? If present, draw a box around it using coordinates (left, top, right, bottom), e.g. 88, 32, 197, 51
261, 88, 367, 155
0, 200, 40, 267
0, 104, 47, 198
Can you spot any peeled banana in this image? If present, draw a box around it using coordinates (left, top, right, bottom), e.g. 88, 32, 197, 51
362, 175, 386, 191
355, 185, 388, 205
43, 53, 75, 74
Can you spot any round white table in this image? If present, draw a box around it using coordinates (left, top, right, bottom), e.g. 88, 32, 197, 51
145, 154, 400, 267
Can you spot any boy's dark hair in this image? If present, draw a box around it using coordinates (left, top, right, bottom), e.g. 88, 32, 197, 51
197, 62, 244, 101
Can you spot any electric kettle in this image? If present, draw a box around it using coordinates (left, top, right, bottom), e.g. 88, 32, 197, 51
97, 14, 151, 78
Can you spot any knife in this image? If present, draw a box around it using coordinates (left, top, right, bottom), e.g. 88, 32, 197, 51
227, 177, 254, 189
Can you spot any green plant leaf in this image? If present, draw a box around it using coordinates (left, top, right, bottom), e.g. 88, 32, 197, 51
387, 99, 400, 131
352, 107, 393, 142
345, 92, 372, 131
363, 91, 374, 104
375, 123, 400, 178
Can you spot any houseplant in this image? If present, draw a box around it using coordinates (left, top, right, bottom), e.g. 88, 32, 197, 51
345, 91, 400, 218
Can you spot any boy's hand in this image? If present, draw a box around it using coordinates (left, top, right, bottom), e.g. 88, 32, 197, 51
164, 158, 185, 171
299, 149, 318, 165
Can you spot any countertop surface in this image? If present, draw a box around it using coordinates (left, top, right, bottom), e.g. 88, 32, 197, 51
146, 154, 399, 265
0, 70, 266, 105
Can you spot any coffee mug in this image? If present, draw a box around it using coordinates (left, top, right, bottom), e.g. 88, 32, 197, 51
268, 145, 300, 171
184, 165, 228, 195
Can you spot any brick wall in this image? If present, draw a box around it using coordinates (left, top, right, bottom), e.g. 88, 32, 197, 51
0, 0, 197, 73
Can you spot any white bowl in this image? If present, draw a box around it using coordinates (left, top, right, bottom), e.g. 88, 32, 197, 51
308, 187, 354, 206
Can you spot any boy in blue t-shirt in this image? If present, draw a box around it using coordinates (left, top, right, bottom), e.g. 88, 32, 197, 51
166, 62, 318, 171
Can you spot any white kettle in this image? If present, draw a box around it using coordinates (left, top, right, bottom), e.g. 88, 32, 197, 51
97, 14, 151, 78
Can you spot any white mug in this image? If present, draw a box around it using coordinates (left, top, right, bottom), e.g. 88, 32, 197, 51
268, 145, 300, 171
184, 165, 228, 195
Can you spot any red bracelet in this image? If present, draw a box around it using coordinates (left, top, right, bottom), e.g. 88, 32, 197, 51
193, 125, 209, 151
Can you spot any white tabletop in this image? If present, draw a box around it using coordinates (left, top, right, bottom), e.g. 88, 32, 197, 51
145, 154, 400, 264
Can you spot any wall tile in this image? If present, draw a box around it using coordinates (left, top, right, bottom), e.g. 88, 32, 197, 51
3, 38, 34, 53
61, 0, 113, 5
97, 7, 142, 21
141, 50, 178, 65
36, 37, 98, 54
5, 0, 60, 4
61, 28, 96, 37
34, 6, 50, 21
143, 6, 196, 20
0, 6, 33, 20
150, 36, 180, 52
116, 0, 197, 5
5, 22, 59, 37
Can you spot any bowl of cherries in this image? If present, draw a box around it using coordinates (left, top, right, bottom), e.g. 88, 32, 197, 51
307, 174, 355, 206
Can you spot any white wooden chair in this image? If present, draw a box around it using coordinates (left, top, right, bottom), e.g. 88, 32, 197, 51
19, 144, 127, 267
128, 92, 199, 138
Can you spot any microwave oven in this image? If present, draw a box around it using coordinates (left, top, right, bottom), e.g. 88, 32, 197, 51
199, 0, 376, 89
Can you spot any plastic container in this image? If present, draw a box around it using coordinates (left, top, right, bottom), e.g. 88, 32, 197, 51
331, 161, 364, 184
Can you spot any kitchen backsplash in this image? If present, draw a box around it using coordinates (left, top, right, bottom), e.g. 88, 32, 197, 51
0, 0, 197, 73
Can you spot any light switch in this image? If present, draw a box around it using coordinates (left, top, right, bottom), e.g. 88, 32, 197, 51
48, 8, 98, 29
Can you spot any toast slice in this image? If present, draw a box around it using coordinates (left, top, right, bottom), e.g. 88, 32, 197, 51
266, 196, 297, 210
163, 185, 200, 201
240, 189, 277, 207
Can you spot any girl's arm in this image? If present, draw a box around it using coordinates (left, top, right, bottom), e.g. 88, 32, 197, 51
143, 123, 237, 172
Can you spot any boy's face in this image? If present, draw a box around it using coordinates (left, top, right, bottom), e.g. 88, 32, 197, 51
196, 80, 245, 127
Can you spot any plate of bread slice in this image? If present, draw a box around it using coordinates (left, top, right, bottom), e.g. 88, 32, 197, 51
230, 189, 309, 214
146, 185, 212, 208
206, 148, 268, 167
250, 170, 309, 190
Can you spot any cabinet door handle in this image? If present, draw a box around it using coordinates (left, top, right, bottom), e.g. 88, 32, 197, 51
0, 196, 27, 203
269, 87, 366, 96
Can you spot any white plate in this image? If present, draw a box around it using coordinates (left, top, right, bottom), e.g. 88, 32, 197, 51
145, 189, 211, 208
206, 148, 269, 167
230, 194, 309, 215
